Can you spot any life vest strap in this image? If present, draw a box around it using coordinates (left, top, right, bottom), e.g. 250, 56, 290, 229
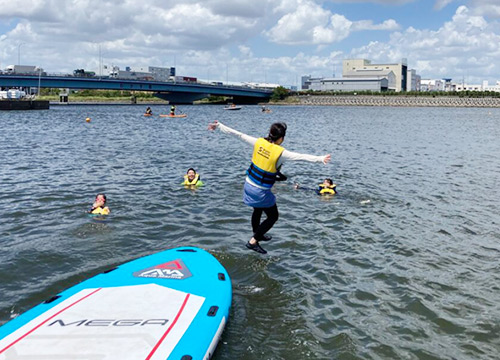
247, 163, 276, 187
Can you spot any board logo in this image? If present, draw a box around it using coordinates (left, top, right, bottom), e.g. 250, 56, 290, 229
133, 259, 192, 280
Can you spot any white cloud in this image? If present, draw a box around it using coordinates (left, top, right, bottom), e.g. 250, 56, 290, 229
469, 0, 500, 18
327, 0, 414, 4
352, 19, 400, 31
434, 0, 455, 10
266, 0, 399, 45
239, 45, 253, 57
0, 0, 499, 86
349, 5, 500, 82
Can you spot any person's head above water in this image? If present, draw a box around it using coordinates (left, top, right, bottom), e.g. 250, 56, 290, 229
323, 178, 333, 186
324, 178, 333, 186
265, 122, 287, 144
91, 194, 108, 210
186, 168, 197, 181
95, 193, 106, 204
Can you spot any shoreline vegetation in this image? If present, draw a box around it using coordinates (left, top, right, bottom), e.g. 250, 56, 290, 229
36, 88, 500, 107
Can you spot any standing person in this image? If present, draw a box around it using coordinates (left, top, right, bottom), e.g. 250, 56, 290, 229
170, 104, 176, 116
208, 120, 331, 254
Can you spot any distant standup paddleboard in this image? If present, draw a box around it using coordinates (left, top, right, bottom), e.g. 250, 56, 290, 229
0, 246, 232, 360
159, 114, 187, 118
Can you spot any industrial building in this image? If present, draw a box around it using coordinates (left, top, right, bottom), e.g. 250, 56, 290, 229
343, 59, 408, 92
302, 76, 389, 92
342, 69, 396, 90
406, 69, 420, 91
301, 58, 419, 93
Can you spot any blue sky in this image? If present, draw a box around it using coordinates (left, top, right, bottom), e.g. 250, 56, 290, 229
1, 0, 499, 86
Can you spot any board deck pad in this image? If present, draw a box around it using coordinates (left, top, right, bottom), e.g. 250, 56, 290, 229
0, 247, 231, 360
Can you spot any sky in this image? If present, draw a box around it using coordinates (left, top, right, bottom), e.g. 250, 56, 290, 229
1, 0, 500, 87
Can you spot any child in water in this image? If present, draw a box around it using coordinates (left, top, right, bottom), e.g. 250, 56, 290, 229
294, 178, 337, 195
182, 168, 203, 187
88, 194, 110, 215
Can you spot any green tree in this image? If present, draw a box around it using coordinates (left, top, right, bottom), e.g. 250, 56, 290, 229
270, 86, 289, 101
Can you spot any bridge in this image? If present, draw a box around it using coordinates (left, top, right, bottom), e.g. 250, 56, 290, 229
0, 75, 273, 104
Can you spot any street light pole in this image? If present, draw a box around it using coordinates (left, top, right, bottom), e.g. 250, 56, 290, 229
18, 43, 25, 65
38, 66, 42, 98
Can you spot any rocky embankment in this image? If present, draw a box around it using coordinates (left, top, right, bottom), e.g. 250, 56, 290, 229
297, 95, 500, 107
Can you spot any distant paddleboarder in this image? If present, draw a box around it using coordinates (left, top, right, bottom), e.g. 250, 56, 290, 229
208, 120, 331, 254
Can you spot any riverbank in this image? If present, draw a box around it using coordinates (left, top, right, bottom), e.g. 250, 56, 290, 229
293, 95, 500, 107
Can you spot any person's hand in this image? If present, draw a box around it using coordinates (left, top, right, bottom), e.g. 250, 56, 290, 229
323, 154, 331, 164
93, 199, 104, 208
208, 120, 219, 131
294, 183, 300, 190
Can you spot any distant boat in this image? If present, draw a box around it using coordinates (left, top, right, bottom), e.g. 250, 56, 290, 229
224, 105, 242, 111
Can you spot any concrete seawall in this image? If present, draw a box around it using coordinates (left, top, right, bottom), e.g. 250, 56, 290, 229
0, 100, 50, 110
297, 95, 500, 108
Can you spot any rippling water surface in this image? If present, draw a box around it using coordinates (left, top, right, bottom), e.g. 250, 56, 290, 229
1, 104, 499, 359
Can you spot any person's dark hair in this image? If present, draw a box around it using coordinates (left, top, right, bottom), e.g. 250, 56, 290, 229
187, 168, 196, 174
265, 122, 287, 143
324, 178, 333, 186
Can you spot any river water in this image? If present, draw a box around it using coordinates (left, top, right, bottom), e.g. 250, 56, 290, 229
0, 104, 499, 359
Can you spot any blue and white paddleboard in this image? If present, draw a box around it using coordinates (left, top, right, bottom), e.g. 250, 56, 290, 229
0, 247, 231, 360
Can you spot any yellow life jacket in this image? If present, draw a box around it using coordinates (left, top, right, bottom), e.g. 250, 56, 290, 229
318, 184, 337, 195
247, 138, 284, 188
183, 173, 200, 186
91, 206, 110, 215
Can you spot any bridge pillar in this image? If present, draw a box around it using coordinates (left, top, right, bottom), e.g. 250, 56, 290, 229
154, 92, 208, 104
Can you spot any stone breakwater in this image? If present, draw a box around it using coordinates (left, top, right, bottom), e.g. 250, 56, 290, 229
297, 95, 500, 108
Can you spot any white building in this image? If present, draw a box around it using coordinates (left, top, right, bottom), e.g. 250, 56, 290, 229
420, 79, 445, 92
148, 66, 174, 81
109, 66, 153, 80
453, 80, 500, 92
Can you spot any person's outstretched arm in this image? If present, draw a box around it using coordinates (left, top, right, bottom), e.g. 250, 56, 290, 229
281, 150, 331, 164
208, 120, 257, 146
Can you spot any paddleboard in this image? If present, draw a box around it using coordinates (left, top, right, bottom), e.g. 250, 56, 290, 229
159, 114, 187, 118
0, 246, 231, 360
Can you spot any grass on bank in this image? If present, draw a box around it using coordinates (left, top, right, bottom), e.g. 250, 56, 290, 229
36, 89, 232, 103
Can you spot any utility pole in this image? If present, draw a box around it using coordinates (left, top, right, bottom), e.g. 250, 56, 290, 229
18, 43, 25, 65
38, 67, 42, 97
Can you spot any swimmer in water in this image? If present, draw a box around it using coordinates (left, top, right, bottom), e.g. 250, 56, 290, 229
208, 120, 331, 254
294, 178, 337, 195
88, 193, 110, 215
182, 168, 204, 187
